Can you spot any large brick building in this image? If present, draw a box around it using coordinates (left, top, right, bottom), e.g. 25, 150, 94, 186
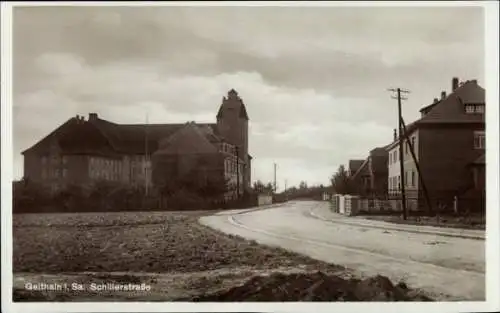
21, 89, 252, 198
386, 77, 485, 211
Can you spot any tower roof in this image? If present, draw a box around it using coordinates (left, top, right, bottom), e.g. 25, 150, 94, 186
216, 89, 249, 121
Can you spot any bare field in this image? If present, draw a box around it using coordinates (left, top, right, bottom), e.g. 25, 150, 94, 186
13, 210, 346, 274
13, 210, 348, 301
13, 210, 432, 301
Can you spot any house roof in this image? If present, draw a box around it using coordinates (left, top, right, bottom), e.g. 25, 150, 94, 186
348, 159, 365, 174
419, 80, 485, 124
385, 80, 485, 151
90, 118, 220, 154
153, 122, 219, 156
351, 158, 369, 179
22, 114, 255, 159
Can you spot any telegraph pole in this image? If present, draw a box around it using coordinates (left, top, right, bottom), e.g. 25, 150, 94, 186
145, 112, 149, 197
273, 163, 277, 193
388, 87, 410, 220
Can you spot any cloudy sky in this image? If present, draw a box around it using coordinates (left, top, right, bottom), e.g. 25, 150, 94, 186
12, 5, 485, 189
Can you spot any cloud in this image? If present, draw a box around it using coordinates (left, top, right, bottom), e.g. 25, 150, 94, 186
12, 6, 485, 188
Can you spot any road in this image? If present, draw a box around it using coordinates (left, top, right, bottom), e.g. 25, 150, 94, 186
200, 200, 485, 301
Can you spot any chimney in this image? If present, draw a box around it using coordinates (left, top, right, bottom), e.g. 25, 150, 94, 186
433, 98, 438, 103
89, 113, 98, 121
393, 128, 397, 141
452, 77, 459, 91
471, 79, 478, 84
441, 91, 446, 100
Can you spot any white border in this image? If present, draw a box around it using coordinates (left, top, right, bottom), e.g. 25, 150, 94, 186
2, 1, 499, 313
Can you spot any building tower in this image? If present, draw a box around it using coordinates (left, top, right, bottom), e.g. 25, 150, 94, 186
216, 89, 250, 192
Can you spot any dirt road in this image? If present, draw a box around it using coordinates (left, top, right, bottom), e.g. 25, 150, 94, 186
200, 200, 485, 301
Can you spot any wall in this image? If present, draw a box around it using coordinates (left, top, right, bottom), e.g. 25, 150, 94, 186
419, 124, 484, 201
387, 129, 420, 194
88, 156, 123, 183
258, 194, 273, 206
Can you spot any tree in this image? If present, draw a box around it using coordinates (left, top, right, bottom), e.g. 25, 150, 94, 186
299, 181, 308, 190
330, 165, 354, 195
252, 180, 274, 193
252, 180, 266, 193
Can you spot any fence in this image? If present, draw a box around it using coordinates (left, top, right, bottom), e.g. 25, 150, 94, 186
330, 189, 485, 219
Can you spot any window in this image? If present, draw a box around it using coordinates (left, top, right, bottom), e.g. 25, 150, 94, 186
474, 131, 485, 149
466, 104, 485, 114
397, 176, 401, 190
411, 171, 416, 187
41, 156, 47, 165
62, 156, 68, 165
411, 136, 416, 151
62, 169, 68, 178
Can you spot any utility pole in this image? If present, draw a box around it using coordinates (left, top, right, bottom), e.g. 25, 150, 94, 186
273, 163, 277, 193
145, 112, 149, 197
388, 88, 410, 220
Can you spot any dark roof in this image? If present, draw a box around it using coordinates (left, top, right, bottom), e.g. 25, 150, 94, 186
386, 80, 485, 151
153, 122, 219, 156
88, 118, 221, 154
419, 101, 440, 113
419, 80, 485, 124
351, 158, 369, 179
22, 117, 118, 156
348, 160, 365, 173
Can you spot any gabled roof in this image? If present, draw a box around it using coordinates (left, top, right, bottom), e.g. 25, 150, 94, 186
419, 80, 485, 124
90, 118, 219, 154
348, 159, 365, 174
386, 80, 485, 151
351, 158, 369, 180
22, 117, 116, 156
153, 122, 219, 156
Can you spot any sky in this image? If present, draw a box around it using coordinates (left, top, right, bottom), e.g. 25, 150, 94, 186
12, 5, 485, 190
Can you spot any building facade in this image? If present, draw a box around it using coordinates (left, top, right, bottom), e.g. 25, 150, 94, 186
22, 89, 252, 198
350, 147, 389, 196
386, 78, 485, 212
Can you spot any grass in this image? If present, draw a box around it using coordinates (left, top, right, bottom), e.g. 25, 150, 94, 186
363, 214, 485, 230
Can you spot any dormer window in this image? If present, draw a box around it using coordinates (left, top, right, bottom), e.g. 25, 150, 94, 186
465, 104, 485, 114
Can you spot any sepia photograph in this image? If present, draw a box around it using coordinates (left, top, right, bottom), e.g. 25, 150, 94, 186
1, 1, 499, 313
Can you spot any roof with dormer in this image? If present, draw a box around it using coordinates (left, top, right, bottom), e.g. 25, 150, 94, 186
385, 79, 485, 151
